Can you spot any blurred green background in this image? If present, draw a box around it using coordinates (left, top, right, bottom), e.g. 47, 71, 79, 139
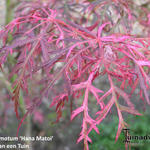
89, 111, 150, 150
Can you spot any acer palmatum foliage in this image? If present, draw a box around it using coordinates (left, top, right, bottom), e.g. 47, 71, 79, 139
0, 0, 150, 149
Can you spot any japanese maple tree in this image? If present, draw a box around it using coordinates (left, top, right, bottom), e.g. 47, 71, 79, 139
0, 0, 150, 149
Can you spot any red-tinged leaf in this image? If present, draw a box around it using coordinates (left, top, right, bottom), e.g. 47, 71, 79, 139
90, 85, 103, 93
77, 135, 84, 144
66, 19, 96, 38
17, 111, 30, 136
21, 78, 28, 94
114, 86, 134, 109
96, 97, 115, 124
50, 94, 68, 107
86, 114, 95, 124
115, 109, 128, 142
66, 40, 90, 59
0, 64, 4, 72
88, 122, 99, 134
127, 44, 145, 58
42, 54, 62, 69
102, 35, 130, 42
86, 136, 92, 143
139, 65, 150, 86
98, 88, 112, 103
56, 109, 62, 123
72, 82, 87, 91
0, 37, 37, 53
136, 65, 150, 104
90, 85, 105, 109
115, 121, 124, 142
56, 102, 63, 112
93, 125, 99, 134
86, 20, 99, 31
130, 78, 139, 96
71, 106, 84, 120
9, 61, 24, 78
63, 71, 72, 95
12, 84, 21, 119
40, 38, 49, 60
119, 105, 142, 116
98, 22, 111, 38
137, 60, 150, 66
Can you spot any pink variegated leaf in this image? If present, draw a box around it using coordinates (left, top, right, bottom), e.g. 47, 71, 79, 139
98, 22, 111, 39
77, 135, 84, 144
115, 111, 124, 141
86, 136, 92, 143
1, 37, 37, 53
98, 88, 112, 103
137, 60, 150, 66
115, 121, 124, 142
102, 35, 130, 42
90, 85, 103, 93
127, 45, 145, 58
90, 86, 105, 109
50, 94, 68, 107
66, 40, 90, 59
119, 105, 142, 116
86, 20, 99, 31
136, 65, 150, 104
114, 86, 134, 109
40, 38, 49, 60
87, 121, 99, 134
72, 82, 87, 91
130, 78, 139, 95
96, 97, 115, 124
86, 114, 99, 134
17, 111, 30, 136
86, 114, 95, 124
71, 106, 84, 120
